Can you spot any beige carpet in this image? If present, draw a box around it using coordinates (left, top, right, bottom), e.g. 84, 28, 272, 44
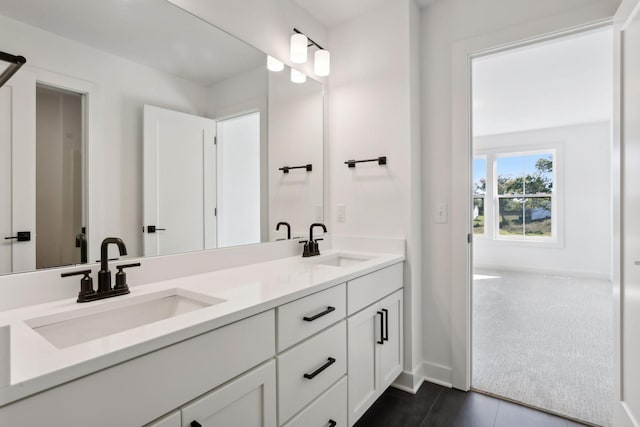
472, 270, 613, 426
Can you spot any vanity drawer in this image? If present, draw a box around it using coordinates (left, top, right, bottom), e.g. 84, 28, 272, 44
277, 321, 347, 424
282, 376, 347, 427
277, 283, 346, 351
347, 263, 403, 315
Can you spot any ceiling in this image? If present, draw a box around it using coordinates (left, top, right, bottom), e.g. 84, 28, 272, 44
0, 0, 265, 86
472, 27, 613, 136
294, 0, 438, 27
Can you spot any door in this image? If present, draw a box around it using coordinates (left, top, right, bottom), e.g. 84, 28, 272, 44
143, 105, 216, 256
379, 290, 404, 390
181, 360, 276, 427
347, 303, 382, 426
616, 0, 640, 425
0, 70, 36, 274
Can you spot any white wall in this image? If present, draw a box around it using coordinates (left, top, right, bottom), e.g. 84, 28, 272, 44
328, 0, 423, 389
0, 14, 209, 260
474, 122, 612, 279
420, 0, 621, 387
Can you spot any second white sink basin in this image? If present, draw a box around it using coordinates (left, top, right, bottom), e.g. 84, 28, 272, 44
306, 253, 374, 268
26, 289, 224, 349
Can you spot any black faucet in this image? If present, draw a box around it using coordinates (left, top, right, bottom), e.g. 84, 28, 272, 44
276, 222, 291, 240
301, 223, 327, 257
62, 237, 140, 303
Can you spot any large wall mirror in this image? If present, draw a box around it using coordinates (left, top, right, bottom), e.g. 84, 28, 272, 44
0, 0, 324, 275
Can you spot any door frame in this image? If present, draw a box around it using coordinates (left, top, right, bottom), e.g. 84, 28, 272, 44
450, 17, 615, 390
28, 66, 101, 265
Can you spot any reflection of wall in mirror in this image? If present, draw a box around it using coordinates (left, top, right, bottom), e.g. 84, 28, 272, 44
268, 71, 324, 240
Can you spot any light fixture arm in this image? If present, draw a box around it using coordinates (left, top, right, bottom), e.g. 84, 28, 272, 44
293, 28, 324, 51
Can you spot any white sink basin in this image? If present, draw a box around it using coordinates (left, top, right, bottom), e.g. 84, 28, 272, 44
26, 289, 224, 349
306, 253, 374, 268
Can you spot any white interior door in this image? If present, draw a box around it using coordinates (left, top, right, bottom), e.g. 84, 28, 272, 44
143, 105, 216, 257
616, 0, 640, 425
0, 70, 36, 274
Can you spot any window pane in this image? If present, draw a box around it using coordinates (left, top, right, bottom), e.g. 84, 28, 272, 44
473, 158, 486, 196
497, 153, 553, 195
524, 197, 552, 237
498, 198, 524, 236
473, 197, 484, 234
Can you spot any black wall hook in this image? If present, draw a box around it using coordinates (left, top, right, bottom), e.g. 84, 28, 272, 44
345, 156, 387, 168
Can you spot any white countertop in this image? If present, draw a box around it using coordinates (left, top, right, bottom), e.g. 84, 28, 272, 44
0, 249, 404, 407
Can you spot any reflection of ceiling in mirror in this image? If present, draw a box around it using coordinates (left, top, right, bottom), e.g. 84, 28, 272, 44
0, 0, 265, 86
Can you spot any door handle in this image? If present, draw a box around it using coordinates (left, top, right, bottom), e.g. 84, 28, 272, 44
382, 308, 389, 341
377, 311, 384, 345
4, 231, 30, 242
146, 225, 166, 233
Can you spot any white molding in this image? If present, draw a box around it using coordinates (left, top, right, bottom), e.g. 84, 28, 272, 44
391, 361, 454, 394
451, 8, 615, 391
422, 361, 453, 388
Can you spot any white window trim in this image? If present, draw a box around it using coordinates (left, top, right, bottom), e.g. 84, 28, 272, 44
473, 144, 565, 248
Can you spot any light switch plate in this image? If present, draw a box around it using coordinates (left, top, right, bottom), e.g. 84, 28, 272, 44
435, 202, 448, 224
337, 205, 346, 223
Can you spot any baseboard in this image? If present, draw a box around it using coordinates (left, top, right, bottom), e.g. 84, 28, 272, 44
474, 263, 611, 281
422, 361, 453, 388
391, 361, 453, 394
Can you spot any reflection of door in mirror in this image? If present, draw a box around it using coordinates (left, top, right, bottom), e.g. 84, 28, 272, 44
35, 84, 84, 269
0, 70, 36, 274
143, 105, 217, 257
217, 112, 261, 249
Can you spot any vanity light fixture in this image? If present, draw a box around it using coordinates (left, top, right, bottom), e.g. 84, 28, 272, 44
267, 55, 284, 72
290, 68, 307, 84
290, 28, 330, 76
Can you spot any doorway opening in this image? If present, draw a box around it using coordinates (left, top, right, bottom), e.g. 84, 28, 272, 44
470, 27, 613, 426
35, 83, 85, 269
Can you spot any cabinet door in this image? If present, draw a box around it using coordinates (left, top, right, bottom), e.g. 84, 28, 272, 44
347, 303, 383, 426
379, 290, 404, 390
181, 360, 276, 427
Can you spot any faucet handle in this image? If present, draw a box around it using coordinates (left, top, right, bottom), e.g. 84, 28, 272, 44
61, 270, 95, 302
115, 263, 141, 291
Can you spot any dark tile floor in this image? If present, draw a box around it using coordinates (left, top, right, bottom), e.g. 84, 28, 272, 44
354, 382, 589, 427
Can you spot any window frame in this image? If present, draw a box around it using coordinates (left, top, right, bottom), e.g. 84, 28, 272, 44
473, 144, 564, 248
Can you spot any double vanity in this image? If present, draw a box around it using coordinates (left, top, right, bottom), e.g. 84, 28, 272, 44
0, 243, 405, 427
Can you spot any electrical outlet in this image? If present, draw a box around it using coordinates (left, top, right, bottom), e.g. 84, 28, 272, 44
337, 205, 346, 223
435, 202, 448, 224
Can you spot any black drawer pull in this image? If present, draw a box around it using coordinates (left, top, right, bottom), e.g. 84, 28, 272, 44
303, 357, 336, 379
382, 308, 389, 341
377, 311, 384, 344
329, 420, 337, 427
303, 306, 336, 322
191, 422, 202, 427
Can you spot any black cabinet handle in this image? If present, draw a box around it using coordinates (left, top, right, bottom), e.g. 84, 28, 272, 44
303, 306, 336, 322
146, 225, 166, 233
329, 420, 337, 427
303, 357, 336, 379
191, 421, 202, 427
4, 231, 30, 242
382, 308, 389, 342
377, 311, 384, 344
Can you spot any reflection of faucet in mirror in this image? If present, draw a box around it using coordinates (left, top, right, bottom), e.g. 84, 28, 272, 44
276, 222, 291, 240
75, 230, 87, 264
301, 223, 327, 257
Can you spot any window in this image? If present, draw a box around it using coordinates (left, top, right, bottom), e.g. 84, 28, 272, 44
473, 158, 487, 235
472, 149, 557, 243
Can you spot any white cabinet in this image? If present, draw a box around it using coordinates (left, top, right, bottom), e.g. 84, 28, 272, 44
181, 360, 276, 427
282, 376, 347, 427
347, 289, 403, 426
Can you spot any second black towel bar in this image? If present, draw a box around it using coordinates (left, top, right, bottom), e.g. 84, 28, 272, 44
345, 156, 387, 168
279, 164, 312, 173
